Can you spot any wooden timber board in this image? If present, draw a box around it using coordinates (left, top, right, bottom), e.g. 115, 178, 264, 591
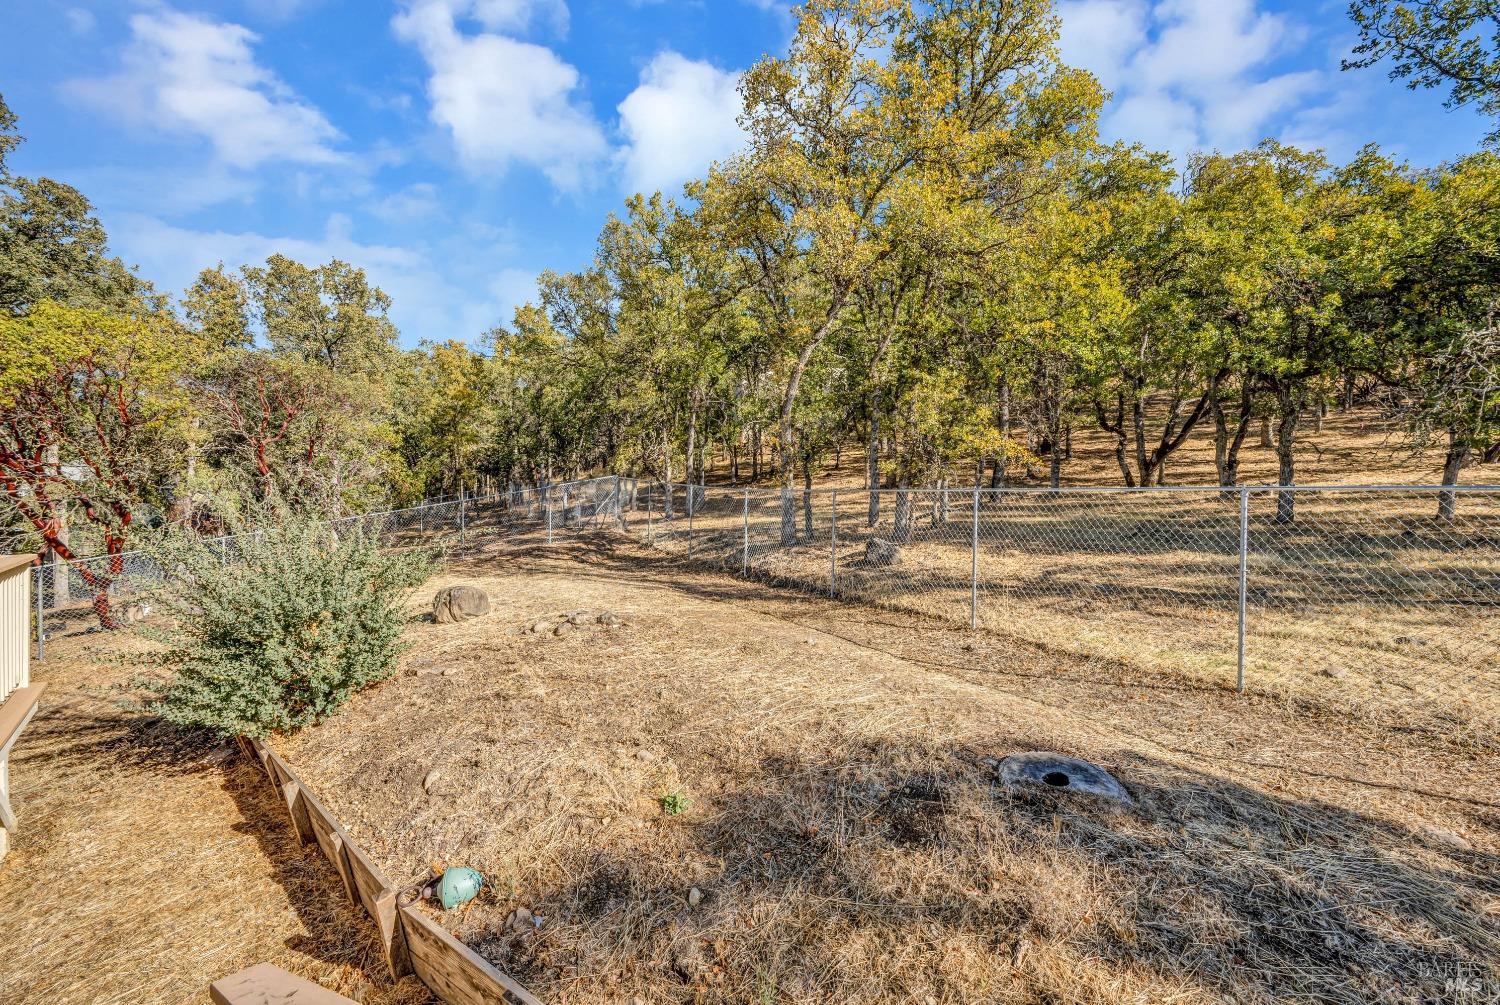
399, 905, 542, 1005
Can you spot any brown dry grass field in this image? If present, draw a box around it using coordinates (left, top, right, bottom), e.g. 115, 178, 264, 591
2, 405, 1496, 1004
267, 531, 1499, 1005
649, 408, 1500, 742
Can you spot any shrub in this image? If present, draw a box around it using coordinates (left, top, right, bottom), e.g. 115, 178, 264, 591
137, 508, 434, 738
660, 791, 691, 816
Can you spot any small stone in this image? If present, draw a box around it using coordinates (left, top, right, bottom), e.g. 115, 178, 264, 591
422, 769, 443, 794
597, 612, 621, 627
552, 624, 570, 637
568, 611, 594, 626
530, 619, 552, 634
442, 667, 459, 677
864, 537, 901, 566
1421, 825, 1473, 852
804, 637, 817, 645
688, 886, 703, 907
1321, 666, 1347, 680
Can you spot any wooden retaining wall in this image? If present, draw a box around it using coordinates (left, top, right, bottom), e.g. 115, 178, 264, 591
239, 736, 542, 1005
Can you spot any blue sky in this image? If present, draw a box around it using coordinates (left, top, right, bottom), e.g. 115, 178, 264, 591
0, 0, 1492, 347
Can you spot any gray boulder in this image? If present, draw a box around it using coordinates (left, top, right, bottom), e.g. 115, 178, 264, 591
864, 538, 901, 567
432, 585, 491, 624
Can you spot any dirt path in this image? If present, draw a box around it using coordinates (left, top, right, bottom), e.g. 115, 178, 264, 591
0, 631, 431, 1005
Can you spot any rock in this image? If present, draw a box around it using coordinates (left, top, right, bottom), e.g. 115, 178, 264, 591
997, 751, 1132, 804
688, 886, 704, 907
1421, 825, 1473, 852
552, 623, 570, 637
529, 619, 552, 634
1321, 666, 1347, 680
568, 611, 595, 626
432, 585, 491, 624
864, 538, 901, 567
596, 612, 621, 627
422, 769, 443, 794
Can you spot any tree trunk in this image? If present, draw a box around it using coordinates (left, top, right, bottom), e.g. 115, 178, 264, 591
802, 456, 814, 541
893, 484, 912, 543
1438, 434, 1467, 522
1274, 385, 1300, 524
1259, 415, 1273, 448
685, 403, 698, 517
1213, 383, 1255, 489
1048, 406, 1063, 490
990, 380, 1011, 489
43, 443, 71, 603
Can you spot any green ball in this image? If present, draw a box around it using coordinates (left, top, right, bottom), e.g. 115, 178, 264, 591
437, 866, 484, 909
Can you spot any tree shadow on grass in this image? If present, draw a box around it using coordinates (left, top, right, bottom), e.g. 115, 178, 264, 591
481, 732, 1499, 1005
218, 751, 435, 1001
16, 695, 431, 1002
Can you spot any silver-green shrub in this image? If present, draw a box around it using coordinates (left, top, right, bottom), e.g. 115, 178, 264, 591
137, 509, 434, 738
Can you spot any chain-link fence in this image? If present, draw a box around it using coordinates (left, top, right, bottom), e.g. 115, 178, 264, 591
26, 476, 629, 655
25, 476, 1498, 736
627, 482, 1500, 737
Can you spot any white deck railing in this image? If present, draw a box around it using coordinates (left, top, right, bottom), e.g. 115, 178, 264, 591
0, 556, 31, 704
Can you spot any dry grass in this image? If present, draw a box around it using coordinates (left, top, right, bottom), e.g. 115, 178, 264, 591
276, 533, 1500, 1005
0, 629, 433, 1005
653, 408, 1500, 742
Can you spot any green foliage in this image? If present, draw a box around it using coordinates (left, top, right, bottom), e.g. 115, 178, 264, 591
660, 791, 691, 816
137, 507, 434, 738
1344, 0, 1500, 144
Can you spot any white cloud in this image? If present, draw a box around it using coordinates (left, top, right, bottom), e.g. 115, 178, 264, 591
468, 0, 569, 35
1055, 0, 1148, 87
616, 52, 746, 196
64, 9, 342, 170
393, 0, 606, 190
369, 181, 446, 223
1058, 0, 1329, 160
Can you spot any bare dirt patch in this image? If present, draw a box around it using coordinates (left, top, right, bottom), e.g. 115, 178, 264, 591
279, 534, 1500, 1005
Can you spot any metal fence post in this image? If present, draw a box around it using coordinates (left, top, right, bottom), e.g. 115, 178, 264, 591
1237, 485, 1249, 694
829, 490, 838, 596
742, 489, 750, 576
34, 566, 44, 662
970, 487, 980, 630
458, 489, 467, 545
